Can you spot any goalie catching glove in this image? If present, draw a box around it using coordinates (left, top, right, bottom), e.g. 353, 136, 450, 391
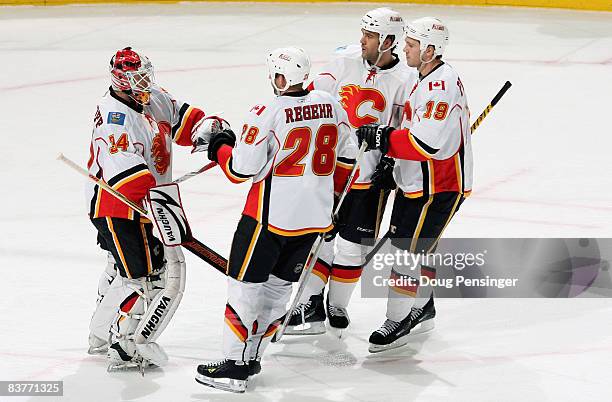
191, 116, 231, 153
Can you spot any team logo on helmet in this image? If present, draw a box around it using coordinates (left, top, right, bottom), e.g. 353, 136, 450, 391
339, 84, 386, 128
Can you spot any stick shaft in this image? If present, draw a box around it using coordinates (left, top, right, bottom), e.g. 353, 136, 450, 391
57, 153, 147, 215
470, 81, 512, 133
275, 142, 368, 342
173, 161, 217, 184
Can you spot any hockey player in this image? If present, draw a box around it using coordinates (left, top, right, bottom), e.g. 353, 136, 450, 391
86, 47, 210, 371
192, 47, 358, 393
356, 18, 473, 352
286, 7, 418, 336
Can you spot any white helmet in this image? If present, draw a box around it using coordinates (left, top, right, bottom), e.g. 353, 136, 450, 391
361, 7, 404, 51
266, 47, 311, 92
404, 17, 450, 57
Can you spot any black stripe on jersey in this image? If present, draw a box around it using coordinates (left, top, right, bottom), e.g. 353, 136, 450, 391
421, 161, 430, 196
107, 163, 149, 187
458, 143, 465, 193
171, 103, 191, 138
228, 158, 254, 179
413, 135, 439, 155
337, 156, 356, 165
89, 170, 102, 217
261, 175, 272, 226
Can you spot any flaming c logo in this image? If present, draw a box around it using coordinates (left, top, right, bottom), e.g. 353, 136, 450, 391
339, 84, 386, 128
152, 120, 171, 175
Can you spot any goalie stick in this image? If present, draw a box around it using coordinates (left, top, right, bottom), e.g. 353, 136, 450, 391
173, 161, 217, 184
57, 153, 227, 274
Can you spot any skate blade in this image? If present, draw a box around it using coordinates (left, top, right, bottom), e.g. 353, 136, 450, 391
195, 374, 247, 393
368, 333, 411, 354
411, 319, 435, 335
107, 361, 158, 376
327, 325, 348, 339
88, 345, 108, 355
284, 321, 326, 336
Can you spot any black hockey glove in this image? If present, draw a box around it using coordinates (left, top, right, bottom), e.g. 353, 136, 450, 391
325, 194, 350, 241
371, 156, 397, 191
356, 124, 394, 154
207, 128, 236, 163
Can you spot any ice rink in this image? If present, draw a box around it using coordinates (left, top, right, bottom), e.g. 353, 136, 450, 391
1, 2, 612, 401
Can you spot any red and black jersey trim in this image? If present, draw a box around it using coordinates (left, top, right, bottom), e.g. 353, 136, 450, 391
228, 158, 254, 180
337, 156, 356, 165
413, 135, 439, 155
107, 163, 149, 187
171, 103, 190, 139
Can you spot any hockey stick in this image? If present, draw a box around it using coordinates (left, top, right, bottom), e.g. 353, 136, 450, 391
274, 142, 368, 342
470, 81, 512, 134
57, 153, 227, 274
173, 161, 217, 184
362, 81, 513, 266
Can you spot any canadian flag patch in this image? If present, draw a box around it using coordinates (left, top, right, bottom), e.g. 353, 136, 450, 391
428, 80, 446, 91
250, 104, 266, 116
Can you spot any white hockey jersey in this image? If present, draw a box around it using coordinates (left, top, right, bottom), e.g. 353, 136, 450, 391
308, 45, 417, 188
389, 62, 473, 198
86, 86, 205, 219
216, 90, 358, 235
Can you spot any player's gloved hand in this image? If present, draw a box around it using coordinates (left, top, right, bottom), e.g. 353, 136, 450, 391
325, 194, 349, 241
356, 124, 394, 154
207, 128, 236, 163
191, 116, 229, 154
371, 156, 397, 191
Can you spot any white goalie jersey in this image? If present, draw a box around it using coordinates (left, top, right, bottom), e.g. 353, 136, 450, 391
86, 86, 206, 220
216, 90, 359, 235
308, 45, 417, 188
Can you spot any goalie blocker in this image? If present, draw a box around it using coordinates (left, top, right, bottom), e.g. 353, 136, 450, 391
147, 183, 192, 246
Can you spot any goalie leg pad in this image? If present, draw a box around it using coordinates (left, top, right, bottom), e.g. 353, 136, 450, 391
88, 253, 118, 353
134, 246, 185, 345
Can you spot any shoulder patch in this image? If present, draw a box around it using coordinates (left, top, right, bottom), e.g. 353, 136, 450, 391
107, 111, 126, 125
249, 104, 267, 116
428, 80, 446, 91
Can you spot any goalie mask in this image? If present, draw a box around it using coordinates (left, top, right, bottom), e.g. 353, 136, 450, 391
110, 47, 156, 105
266, 47, 311, 93
361, 7, 404, 53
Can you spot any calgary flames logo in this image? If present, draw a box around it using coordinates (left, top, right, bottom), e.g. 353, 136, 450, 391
151, 120, 171, 175
339, 84, 386, 128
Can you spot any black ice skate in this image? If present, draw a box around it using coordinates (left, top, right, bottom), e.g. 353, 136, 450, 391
409, 294, 436, 335
248, 358, 261, 376
284, 292, 326, 335
368, 296, 436, 353
106, 343, 157, 376
326, 298, 350, 338
195, 359, 249, 393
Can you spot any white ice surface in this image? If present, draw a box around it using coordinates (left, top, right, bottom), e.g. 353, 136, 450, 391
0, 2, 611, 401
